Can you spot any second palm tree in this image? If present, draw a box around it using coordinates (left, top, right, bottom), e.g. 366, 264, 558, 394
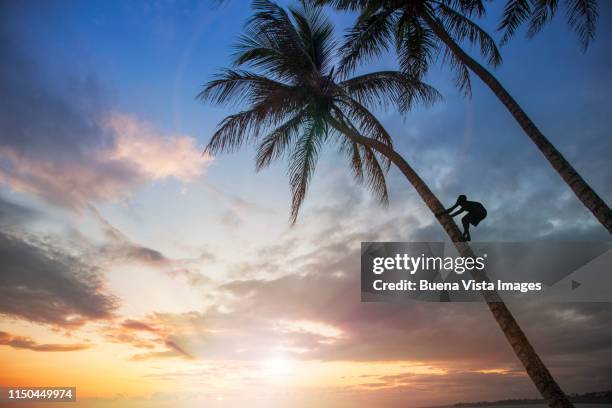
319, 0, 611, 234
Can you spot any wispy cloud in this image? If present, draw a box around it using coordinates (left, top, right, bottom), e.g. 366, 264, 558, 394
0, 331, 89, 352
104, 317, 194, 361
0, 112, 211, 209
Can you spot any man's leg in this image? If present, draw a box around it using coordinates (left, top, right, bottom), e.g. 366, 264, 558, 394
462, 216, 471, 241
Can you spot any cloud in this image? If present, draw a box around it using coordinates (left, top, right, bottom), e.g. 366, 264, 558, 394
0, 224, 118, 327
104, 317, 194, 361
86, 205, 170, 266
204, 183, 275, 229
0, 11, 211, 210
121, 319, 159, 332
103, 114, 207, 183
130, 350, 191, 361
89, 208, 212, 288
0, 113, 210, 209
0, 195, 123, 329
341, 369, 535, 407
0, 195, 38, 227
378, 81, 612, 242
0, 331, 89, 352
164, 339, 194, 360
134, 213, 612, 396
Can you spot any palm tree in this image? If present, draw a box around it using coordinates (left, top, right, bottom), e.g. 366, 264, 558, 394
199, 0, 440, 224
317, 0, 612, 234
199, 1, 574, 407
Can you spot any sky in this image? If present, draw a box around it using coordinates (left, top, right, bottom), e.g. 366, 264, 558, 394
0, 0, 611, 407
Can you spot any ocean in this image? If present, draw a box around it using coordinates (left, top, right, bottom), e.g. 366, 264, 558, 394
450, 405, 611, 408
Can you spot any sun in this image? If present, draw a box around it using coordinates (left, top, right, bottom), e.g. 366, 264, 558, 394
260, 356, 296, 377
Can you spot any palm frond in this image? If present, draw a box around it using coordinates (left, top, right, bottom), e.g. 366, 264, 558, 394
334, 96, 393, 148
527, 0, 558, 38
442, 46, 472, 96
233, 32, 301, 81
436, 3, 502, 67
197, 69, 291, 105
349, 141, 365, 183
289, 2, 336, 73
565, 0, 598, 50
339, 7, 398, 75
205, 90, 302, 155
288, 116, 327, 224
339, 71, 441, 112
396, 12, 438, 78
255, 110, 307, 170
361, 145, 389, 205
331, 109, 389, 203
313, 0, 376, 11
236, 0, 316, 80
248, 0, 298, 41
443, 0, 488, 18
498, 0, 532, 45
205, 110, 261, 155
502, 0, 598, 50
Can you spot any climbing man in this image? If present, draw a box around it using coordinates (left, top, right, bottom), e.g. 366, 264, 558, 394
438, 195, 487, 242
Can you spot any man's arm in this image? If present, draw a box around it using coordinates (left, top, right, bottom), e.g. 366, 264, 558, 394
437, 203, 458, 216
448, 208, 465, 217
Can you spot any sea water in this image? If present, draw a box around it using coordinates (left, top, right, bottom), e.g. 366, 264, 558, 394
453, 405, 610, 408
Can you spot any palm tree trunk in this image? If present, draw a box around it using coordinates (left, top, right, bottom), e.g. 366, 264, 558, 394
421, 13, 612, 235
328, 117, 574, 408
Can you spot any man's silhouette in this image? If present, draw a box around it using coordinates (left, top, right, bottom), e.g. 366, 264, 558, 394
439, 195, 487, 241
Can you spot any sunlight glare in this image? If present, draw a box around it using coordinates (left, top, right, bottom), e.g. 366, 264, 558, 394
260, 356, 296, 377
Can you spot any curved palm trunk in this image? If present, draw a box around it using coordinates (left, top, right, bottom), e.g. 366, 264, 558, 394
329, 118, 574, 408
421, 13, 612, 235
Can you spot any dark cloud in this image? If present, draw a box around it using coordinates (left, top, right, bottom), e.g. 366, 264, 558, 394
122, 319, 158, 332
99, 242, 169, 268
164, 339, 194, 360
0, 330, 89, 352
88, 206, 171, 267
2, 197, 113, 327
0, 231, 118, 327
